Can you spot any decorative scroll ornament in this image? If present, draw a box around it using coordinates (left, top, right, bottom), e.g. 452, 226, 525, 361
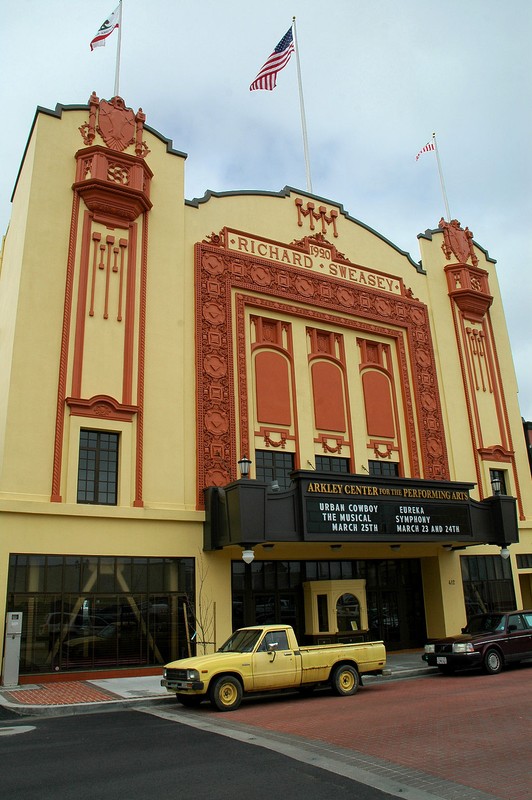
439, 218, 478, 266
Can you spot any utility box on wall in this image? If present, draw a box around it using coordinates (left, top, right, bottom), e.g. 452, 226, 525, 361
2, 611, 23, 687
303, 580, 368, 643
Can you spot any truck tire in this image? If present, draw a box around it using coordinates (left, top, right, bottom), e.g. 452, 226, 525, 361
209, 675, 243, 711
331, 664, 359, 696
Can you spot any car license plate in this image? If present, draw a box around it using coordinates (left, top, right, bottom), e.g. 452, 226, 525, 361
436, 656, 447, 665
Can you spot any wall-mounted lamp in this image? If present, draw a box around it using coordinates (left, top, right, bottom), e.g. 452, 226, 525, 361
241, 548, 255, 564
238, 455, 252, 478
270, 480, 280, 492
390, 544, 401, 551
500, 546, 510, 560
442, 545, 454, 551
490, 476, 502, 496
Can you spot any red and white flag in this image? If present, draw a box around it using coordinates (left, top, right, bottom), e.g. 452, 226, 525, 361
250, 27, 295, 91
415, 141, 435, 161
90, 4, 121, 51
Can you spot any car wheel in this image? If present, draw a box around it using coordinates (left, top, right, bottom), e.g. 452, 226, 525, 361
331, 664, 359, 696
176, 694, 202, 708
209, 676, 243, 711
483, 648, 503, 675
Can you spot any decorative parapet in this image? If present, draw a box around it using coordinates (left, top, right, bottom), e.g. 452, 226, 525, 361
441, 218, 493, 322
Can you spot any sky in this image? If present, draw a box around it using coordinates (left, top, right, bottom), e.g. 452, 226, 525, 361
1, 1, 531, 419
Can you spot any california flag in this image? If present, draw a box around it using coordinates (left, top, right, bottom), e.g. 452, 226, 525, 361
90, 5, 121, 51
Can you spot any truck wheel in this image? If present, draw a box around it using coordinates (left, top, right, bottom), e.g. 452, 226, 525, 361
176, 694, 202, 708
483, 648, 503, 675
331, 664, 359, 696
209, 676, 243, 711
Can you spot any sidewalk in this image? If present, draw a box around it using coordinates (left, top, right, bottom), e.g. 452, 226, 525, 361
0, 651, 434, 717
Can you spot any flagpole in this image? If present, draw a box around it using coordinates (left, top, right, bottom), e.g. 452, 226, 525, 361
292, 17, 313, 194
113, 1, 123, 97
432, 132, 451, 221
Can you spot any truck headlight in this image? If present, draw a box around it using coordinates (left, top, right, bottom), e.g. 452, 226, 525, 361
452, 642, 474, 653
424, 644, 435, 654
186, 669, 200, 681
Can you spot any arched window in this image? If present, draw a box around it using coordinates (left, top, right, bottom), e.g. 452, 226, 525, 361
336, 593, 361, 632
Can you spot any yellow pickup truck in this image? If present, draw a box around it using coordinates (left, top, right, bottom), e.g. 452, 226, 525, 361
161, 624, 386, 711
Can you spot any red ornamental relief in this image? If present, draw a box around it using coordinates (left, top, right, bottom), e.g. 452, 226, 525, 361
195, 232, 449, 506
439, 218, 478, 267
79, 92, 150, 157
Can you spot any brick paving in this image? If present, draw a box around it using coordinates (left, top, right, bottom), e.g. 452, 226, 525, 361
4, 682, 117, 706
224, 669, 532, 800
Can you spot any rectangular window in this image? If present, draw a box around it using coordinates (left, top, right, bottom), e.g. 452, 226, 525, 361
315, 456, 350, 473
368, 460, 399, 477
317, 594, 329, 631
516, 554, 532, 570
255, 450, 294, 490
77, 430, 119, 505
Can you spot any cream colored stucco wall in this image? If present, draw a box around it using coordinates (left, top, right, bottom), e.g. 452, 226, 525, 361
0, 100, 530, 670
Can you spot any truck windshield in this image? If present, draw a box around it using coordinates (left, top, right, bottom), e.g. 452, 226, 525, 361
218, 629, 262, 653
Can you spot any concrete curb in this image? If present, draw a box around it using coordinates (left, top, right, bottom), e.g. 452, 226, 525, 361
0, 694, 173, 718
0, 665, 438, 718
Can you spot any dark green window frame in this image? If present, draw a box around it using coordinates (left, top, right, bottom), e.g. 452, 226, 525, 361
77, 430, 119, 505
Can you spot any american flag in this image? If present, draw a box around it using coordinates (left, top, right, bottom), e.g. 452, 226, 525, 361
415, 141, 435, 161
250, 27, 295, 91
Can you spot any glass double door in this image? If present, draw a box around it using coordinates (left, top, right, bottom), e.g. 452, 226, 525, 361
232, 559, 426, 650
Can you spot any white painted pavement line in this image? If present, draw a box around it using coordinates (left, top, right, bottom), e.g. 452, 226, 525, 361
0, 725, 36, 736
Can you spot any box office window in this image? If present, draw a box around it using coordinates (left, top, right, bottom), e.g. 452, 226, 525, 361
77, 430, 119, 505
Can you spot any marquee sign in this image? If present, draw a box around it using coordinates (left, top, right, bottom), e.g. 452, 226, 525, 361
302, 476, 474, 542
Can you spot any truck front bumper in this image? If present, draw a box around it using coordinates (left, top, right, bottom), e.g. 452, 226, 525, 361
161, 678, 205, 692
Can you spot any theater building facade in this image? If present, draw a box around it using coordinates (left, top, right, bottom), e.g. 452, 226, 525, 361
0, 94, 530, 680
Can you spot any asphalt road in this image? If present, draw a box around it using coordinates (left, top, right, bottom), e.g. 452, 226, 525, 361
0, 708, 399, 800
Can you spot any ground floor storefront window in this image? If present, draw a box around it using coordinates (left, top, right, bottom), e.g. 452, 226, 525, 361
7, 555, 195, 674
460, 555, 516, 618
231, 558, 426, 651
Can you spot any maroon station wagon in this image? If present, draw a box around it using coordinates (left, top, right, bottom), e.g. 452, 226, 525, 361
423, 610, 532, 675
